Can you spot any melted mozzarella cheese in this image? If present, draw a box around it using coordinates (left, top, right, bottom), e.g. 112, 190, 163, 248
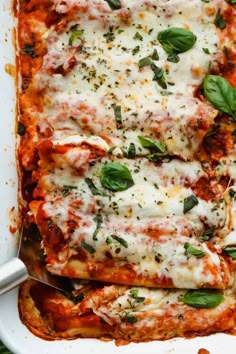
32, 0, 222, 159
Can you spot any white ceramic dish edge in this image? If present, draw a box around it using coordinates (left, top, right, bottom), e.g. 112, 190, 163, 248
1, 2, 236, 353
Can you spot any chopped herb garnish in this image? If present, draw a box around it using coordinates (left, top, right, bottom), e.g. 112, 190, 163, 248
134, 32, 143, 41
112, 104, 122, 126
68, 29, 84, 46
183, 195, 199, 214
62, 185, 77, 197
132, 45, 140, 55
124, 312, 138, 323
229, 189, 236, 197
85, 178, 107, 196
21, 43, 34, 57
183, 289, 224, 308
201, 0, 210, 2
127, 143, 136, 159
214, 10, 226, 29
100, 162, 134, 191
223, 246, 236, 259
150, 63, 167, 89
198, 226, 215, 242
202, 48, 210, 54
111, 234, 128, 248
138, 136, 166, 153
108, 146, 117, 154
81, 240, 96, 254
224, 46, 231, 59
129, 289, 145, 303
103, 27, 115, 43
92, 214, 103, 241
138, 56, 152, 68
151, 49, 159, 60
184, 242, 206, 258
104, 0, 121, 10
17, 122, 26, 136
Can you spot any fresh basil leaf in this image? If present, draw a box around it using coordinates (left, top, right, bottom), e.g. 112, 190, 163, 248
81, 240, 96, 254
111, 234, 128, 248
138, 56, 152, 68
198, 226, 215, 242
184, 242, 206, 258
228, 0, 236, 4
104, 0, 121, 10
183, 289, 224, 308
223, 246, 236, 259
201, 0, 210, 2
85, 178, 107, 196
157, 27, 196, 55
93, 214, 103, 241
150, 63, 167, 89
183, 195, 199, 214
127, 143, 136, 159
204, 75, 236, 119
214, 9, 226, 29
17, 122, 26, 136
68, 29, 84, 46
112, 104, 122, 126
100, 162, 134, 191
138, 136, 166, 153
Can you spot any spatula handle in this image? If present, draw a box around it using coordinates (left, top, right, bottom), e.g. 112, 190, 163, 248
0, 258, 28, 295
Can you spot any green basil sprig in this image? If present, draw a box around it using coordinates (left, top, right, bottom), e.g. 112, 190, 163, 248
184, 242, 206, 259
138, 136, 166, 153
105, 0, 121, 10
223, 246, 236, 259
204, 75, 236, 120
100, 162, 134, 191
157, 27, 197, 55
183, 289, 224, 308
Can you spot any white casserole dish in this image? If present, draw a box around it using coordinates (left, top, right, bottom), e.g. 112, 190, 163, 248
1, 1, 236, 353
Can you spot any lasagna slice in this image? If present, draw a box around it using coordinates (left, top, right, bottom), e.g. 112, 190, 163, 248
19, 279, 236, 342
29, 145, 232, 288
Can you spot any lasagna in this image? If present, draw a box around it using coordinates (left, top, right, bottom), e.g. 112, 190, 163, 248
17, 0, 236, 342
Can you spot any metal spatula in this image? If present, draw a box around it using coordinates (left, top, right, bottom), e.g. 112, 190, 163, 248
0, 222, 72, 295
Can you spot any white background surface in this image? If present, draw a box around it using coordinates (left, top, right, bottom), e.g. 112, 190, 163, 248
1, 1, 236, 353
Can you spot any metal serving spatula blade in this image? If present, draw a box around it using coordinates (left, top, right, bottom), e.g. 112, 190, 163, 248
0, 222, 72, 295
